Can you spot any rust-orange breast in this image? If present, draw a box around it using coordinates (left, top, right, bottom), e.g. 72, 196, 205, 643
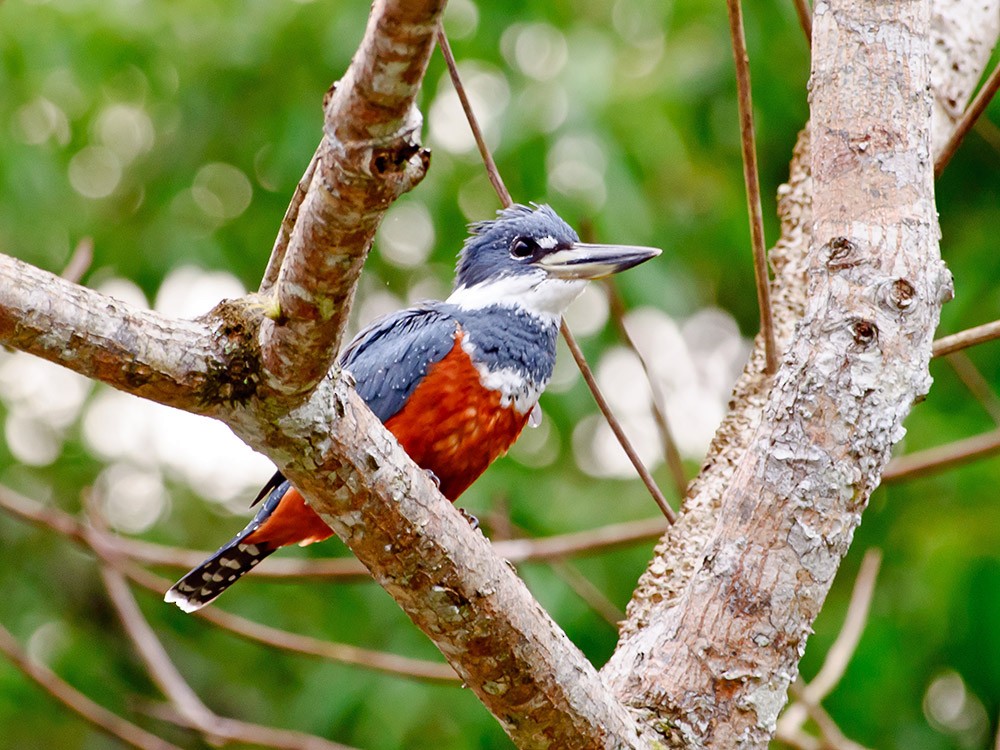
384, 330, 531, 500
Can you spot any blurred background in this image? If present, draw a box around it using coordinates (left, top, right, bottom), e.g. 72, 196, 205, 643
0, 0, 998, 748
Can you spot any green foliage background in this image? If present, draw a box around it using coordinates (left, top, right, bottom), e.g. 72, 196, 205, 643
0, 0, 998, 748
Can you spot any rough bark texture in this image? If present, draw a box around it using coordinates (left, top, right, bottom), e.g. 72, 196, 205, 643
603, 0, 950, 746
929, 0, 1000, 144
257, 0, 441, 398
0, 254, 240, 415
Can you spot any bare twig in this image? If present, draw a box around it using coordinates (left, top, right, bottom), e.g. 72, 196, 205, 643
0, 254, 224, 415
946, 352, 1000, 425
777, 550, 882, 746
259, 150, 320, 295
933, 319, 1000, 358
935, 59, 1000, 178
791, 0, 812, 45
489, 504, 626, 627
561, 319, 677, 522
98, 565, 219, 731
436, 26, 513, 208
256, 0, 444, 396
437, 24, 676, 523
804, 549, 881, 702
0, 484, 666, 575
92, 533, 356, 750
549, 559, 625, 626
775, 726, 822, 750
124, 564, 460, 685
604, 279, 688, 498
0, 623, 183, 750
882, 428, 1000, 482
789, 681, 872, 750
61, 237, 94, 283
726, 0, 778, 375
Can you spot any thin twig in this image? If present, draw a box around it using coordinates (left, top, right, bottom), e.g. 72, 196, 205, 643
726, 0, 778, 375
549, 559, 625, 626
259, 150, 320, 295
604, 279, 688, 498
0, 484, 667, 575
124, 564, 459, 685
946, 352, 1000, 425
437, 24, 676, 522
775, 726, 821, 750
489, 504, 625, 627
805, 549, 881, 701
61, 237, 94, 284
882, 428, 1000, 483
935, 59, 1000, 178
92, 542, 356, 750
933, 319, 1000, 358
778, 550, 881, 741
436, 26, 513, 208
790, 0, 812, 45
561, 319, 677, 522
0, 623, 183, 750
789, 681, 872, 750
98, 565, 218, 731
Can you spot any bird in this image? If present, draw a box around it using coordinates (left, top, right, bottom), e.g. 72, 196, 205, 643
165, 203, 660, 612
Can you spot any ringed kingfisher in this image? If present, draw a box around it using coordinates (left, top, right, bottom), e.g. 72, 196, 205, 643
165, 204, 660, 612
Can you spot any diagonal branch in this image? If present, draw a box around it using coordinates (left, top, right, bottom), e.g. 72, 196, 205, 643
726, 0, 779, 375
0, 623, 184, 750
882, 427, 1000, 482
256, 0, 444, 398
935, 59, 1000, 177
91, 511, 357, 750
604, 0, 948, 745
779, 549, 881, 738
437, 25, 676, 521
933, 318, 1000, 357
0, 483, 666, 579
224, 377, 649, 749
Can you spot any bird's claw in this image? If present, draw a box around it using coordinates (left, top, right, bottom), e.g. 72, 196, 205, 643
458, 508, 480, 530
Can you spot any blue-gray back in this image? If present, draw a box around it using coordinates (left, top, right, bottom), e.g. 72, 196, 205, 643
338, 302, 558, 423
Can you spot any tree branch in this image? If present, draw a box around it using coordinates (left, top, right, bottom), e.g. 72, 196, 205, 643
726, 0, 779, 375
882, 427, 1000, 482
0, 483, 666, 579
933, 318, 1000, 357
0, 253, 232, 414
604, 0, 949, 745
256, 0, 442, 398
224, 377, 649, 749
0, 623, 184, 750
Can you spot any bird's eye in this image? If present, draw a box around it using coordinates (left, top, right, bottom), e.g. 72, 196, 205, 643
509, 237, 536, 260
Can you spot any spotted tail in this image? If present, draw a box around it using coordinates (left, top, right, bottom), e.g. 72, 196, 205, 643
164, 475, 333, 612
164, 536, 277, 613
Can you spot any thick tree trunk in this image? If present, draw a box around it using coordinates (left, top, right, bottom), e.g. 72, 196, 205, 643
603, 0, 962, 746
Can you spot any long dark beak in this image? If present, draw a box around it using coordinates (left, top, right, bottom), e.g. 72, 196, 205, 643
535, 242, 661, 280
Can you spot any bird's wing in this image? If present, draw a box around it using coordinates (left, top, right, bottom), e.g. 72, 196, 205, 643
338, 303, 460, 423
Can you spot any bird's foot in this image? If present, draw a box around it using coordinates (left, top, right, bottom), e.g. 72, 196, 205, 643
458, 508, 480, 530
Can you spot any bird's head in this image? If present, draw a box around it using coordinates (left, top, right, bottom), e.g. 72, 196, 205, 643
449, 204, 661, 320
